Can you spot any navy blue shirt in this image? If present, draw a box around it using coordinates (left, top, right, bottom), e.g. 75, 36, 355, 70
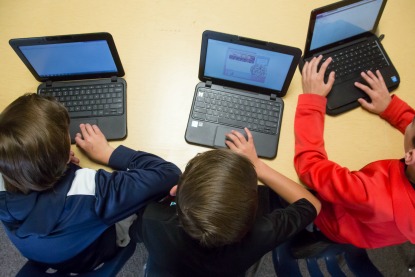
0, 146, 181, 271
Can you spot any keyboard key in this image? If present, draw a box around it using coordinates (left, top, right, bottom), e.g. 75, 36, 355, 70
193, 107, 207, 114
313, 39, 388, 85
194, 88, 281, 135
192, 112, 206, 120
206, 115, 219, 123
218, 117, 246, 129
71, 111, 92, 118
39, 83, 124, 119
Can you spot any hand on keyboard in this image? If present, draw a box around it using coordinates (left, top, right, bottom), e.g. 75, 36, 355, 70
302, 55, 335, 97
75, 123, 115, 165
355, 70, 391, 114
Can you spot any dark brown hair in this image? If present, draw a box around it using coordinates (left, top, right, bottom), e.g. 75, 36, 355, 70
0, 93, 70, 194
177, 149, 258, 248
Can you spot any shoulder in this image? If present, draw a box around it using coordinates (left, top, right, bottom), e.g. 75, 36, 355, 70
362, 159, 408, 187
361, 159, 401, 176
143, 199, 178, 222
67, 168, 97, 196
243, 199, 316, 247
257, 198, 317, 232
268, 198, 316, 219
0, 168, 97, 196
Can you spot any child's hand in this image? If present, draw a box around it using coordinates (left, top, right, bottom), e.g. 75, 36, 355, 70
170, 185, 178, 196
75, 124, 114, 165
225, 128, 260, 169
355, 70, 391, 114
68, 150, 80, 165
302, 55, 335, 97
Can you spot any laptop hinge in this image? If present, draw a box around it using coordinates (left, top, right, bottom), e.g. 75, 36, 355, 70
111, 76, 118, 82
46, 80, 53, 87
206, 80, 212, 88
270, 94, 277, 101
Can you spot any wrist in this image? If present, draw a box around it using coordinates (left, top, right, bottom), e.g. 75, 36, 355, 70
254, 160, 267, 180
100, 147, 115, 165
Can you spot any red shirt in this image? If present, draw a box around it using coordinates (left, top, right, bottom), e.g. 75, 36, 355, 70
294, 94, 415, 248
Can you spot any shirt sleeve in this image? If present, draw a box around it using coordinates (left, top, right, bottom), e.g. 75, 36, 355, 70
264, 198, 317, 243
294, 94, 378, 205
380, 95, 415, 134
293, 94, 415, 207
94, 145, 181, 225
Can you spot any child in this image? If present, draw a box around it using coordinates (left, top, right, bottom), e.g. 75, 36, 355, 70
136, 128, 321, 276
0, 93, 181, 273
294, 55, 415, 249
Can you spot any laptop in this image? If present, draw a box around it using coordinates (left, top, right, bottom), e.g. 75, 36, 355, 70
185, 30, 301, 159
9, 32, 127, 143
300, 0, 400, 115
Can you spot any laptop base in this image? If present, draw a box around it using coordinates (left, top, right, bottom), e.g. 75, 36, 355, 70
185, 120, 279, 159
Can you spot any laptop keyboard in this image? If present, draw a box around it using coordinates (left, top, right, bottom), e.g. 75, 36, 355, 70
192, 88, 281, 135
317, 40, 389, 84
39, 83, 125, 118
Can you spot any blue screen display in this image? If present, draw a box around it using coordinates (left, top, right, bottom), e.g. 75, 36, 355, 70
204, 39, 294, 91
310, 0, 383, 51
19, 40, 117, 77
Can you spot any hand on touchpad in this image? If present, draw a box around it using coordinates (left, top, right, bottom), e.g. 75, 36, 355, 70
69, 119, 98, 143
214, 126, 247, 148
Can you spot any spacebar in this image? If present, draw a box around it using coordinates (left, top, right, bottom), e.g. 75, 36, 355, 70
218, 117, 246, 129
70, 111, 92, 118
334, 72, 360, 84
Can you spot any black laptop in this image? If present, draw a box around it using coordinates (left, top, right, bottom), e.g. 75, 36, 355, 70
185, 30, 301, 159
9, 32, 127, 143
300, 0, 400, 115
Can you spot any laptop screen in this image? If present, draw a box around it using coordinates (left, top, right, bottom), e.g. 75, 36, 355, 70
310, 0, 384, 51
19, 41, 117, 78
9, 32, 125, 82
204, 39, 294, 91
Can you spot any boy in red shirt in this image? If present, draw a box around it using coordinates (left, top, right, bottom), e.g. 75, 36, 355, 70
294, 55, 415, 249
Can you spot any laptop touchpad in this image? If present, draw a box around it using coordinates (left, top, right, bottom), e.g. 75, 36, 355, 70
69, 119, 98, 143
214, 126, 246, 148
327, 82, 367, 110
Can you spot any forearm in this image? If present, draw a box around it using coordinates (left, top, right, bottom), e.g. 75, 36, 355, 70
95, 167, 180, 224
256, 161, 321, 214
95, 147, 181, 223
294, 94, 377, 205
294, 94, 328, 179
380, 95, 415, 133
108, 145, 180, 174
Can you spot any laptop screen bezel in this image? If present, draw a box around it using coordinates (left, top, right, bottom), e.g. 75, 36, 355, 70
9, 32, 125, 82
303, 0, 387, 57
198, 30, 302, 98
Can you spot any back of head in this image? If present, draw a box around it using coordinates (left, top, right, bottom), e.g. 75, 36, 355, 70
177, 149, 258, 248
0, 93, 70, 194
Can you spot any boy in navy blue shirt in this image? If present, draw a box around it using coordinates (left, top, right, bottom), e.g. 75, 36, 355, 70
0, 93, 181, 273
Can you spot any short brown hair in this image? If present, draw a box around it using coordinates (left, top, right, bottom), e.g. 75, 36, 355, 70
0, 93, 70, 194
177, 149, 258, 248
